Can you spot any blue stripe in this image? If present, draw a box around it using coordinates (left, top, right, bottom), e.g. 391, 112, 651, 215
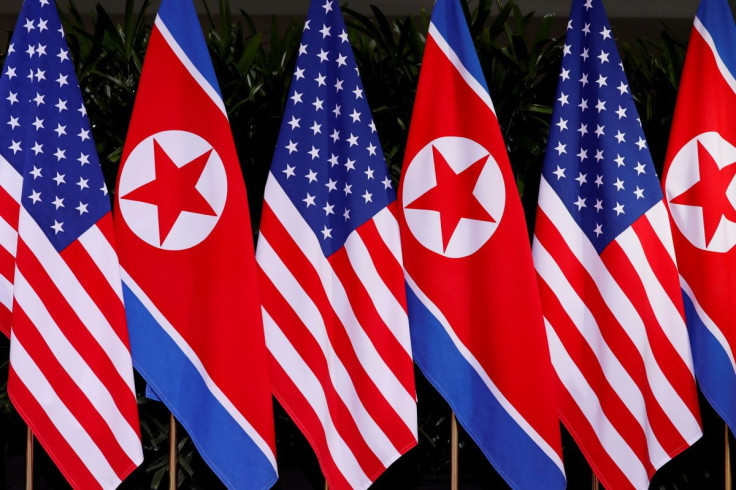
123, 283, 277, 490
156, 0, 223, 100
406, 286, 565, 490
683, 290, 736, 432
429, 0, 490, 96
696, 0, 736, 83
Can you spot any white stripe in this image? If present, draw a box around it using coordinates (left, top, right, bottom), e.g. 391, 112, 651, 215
19, 209, 135, 393
154, 17, 227, 117
120, 269, 277, 470
544, 321, 649, 489
532, 239, 668, 467
0, 153, 23, 203
258, 236, 404, 466
77, 224, 124, 301
13, 271, 143, 463
343, 231, 412, 357
10, 334, 122, 489
372, 207, 404, 266
403, 272, 565, 473
260, 175, 417, 433
680, 276, 736, 376
617, 221, 696, 372
0, 216, 18, 257
694, 17, 736, 96
263, 309, 373, 490
428, 23, 496, 115
537, 177, 702, 442
0, 272, 12, 311
646, 202, 677, 263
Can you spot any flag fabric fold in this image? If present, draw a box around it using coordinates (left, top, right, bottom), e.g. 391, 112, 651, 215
662, 0, 736, 434
396, 0, 566, 488
0, 0, 143, 487
533, 0, 702, 488
112, 0, 277, 488
255, 0, 418, 488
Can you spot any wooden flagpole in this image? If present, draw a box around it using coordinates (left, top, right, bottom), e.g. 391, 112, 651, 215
25, 427, 33, 490
169, 414, 177, 490
450, 412, 459, 490
726, 423, 732, 490
592, 473, 600, 490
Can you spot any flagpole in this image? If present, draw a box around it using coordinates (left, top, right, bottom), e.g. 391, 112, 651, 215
592, 473, 600, 490
726, 423, 731, 490
169, 414, 177, 490
451, 412, 459, 490
25, 427, 33, 490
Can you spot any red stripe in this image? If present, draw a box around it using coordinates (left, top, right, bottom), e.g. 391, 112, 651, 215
0, 185, 20, 230
270, 360, 355, 490
0, 240, 16, 281
535, 210, 681, 464
0, 303, 10, 337
11, 305, 136, 477
537, 276, 654, 476
16, 239, 140, 432
259, 274, 385, 478
8, 365, 102, 490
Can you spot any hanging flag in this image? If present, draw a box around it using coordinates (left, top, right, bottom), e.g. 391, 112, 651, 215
662, 0, 736, 434
396, 0, 565, 488
533, 0, 703, 488
0, 0, 143, 487
112, 0, 277, 487
255, 0, 417, 488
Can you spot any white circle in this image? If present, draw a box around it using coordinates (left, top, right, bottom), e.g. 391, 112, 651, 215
401, 136, 505, 258
118, 130, 227, 250
665, 131, 736, 253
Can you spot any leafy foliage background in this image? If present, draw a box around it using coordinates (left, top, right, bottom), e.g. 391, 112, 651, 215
0, 0, 730, 488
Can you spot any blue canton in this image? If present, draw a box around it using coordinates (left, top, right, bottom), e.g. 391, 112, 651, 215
0, 0, 109, 251
271, 0, 394, 257
543, 0, 662, 253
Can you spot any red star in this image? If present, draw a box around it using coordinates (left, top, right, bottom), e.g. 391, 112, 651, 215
406, 146, 495, 252
670, 140, 736, 246
121, 139, 217, 245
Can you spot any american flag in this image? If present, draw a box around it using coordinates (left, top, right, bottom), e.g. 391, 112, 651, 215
0, 0, 143, 488
532, 0, 702, 488
255, 0, 417, 488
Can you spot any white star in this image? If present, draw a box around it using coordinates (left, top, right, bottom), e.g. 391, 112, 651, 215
577, 123, 588, 136
57, 48, 69, 62
52, 196, 65, 209
594, 223, 603, 236
310, 121, 322, 134
303, 193, 316, 207
306, 169, 318, 182
26, 44, 36, 57
595, 99, 606, 112
290, 91, 303, 104
617, 81, 629, 95
553, 166, 566, 180
332, 104, 341, 117
35, 68, 46, 82
6, 44, 13, 54
23, 18, 35, 33
582, 22, 591, 36
77, 153, 90, 165
556, 117, 568, 131
322, 0, 333, 13
321, 225, 332, 239
78, 128, 89, 141
326, 179, 338, 192
317, 49, 329, 62
594, 175, 604, 188
314, 73, 326, 86
634, 162, 646, 175
634, 187, 644, 200
7, 116, 19, 130
343, 208, 351, 220
555, 141, 567, 155
343, 183, 352, 195
568, 19, 573, 30
577, 148, 588, 161
347, 133, 359, 147
5, 67, 16, 80
365, 167, 375, 180
578, 98, 588, 111
101, 183, 108, 196
349, 109, 361, 123
344, 158, 356, 171
29, 190, 41, 204
308, 146, 320, 160
319, 24, 331, 38
37, 19, 48, 32
594, 149, 604, 162
312, 97, 324, 110
283, 164, 296, 178
614, 130, 626, 143
32, 117, 44, 130
286, 140, 298, 153
596, 74, 607, 87
563, 44, 572, 56
574, 196, 587, 210
304, 20, 310, 30
56, 73, 68, 87
298, 43, 307, 55
600, 26, 612, 40
614, 178, 625, 191
31, 142, 43, 155
615, 106, 627, 119
369, 121, 376, 133
595, 124, 605, 137
594, 199, 603, 211
323, 202, 335, 216
53, 172, 66, 185
51, 220, 64, 234
560, 68, 570, 81
294, 67, 305, 80
6, 91, 18, 104
33, 92, 45, 106
77, 177, 89, 190
557, 92, 569, 106
580, 47, 589, 61
353, 85, 363, 99
8, 141, 21, 154
597, 50, 609, 63
614, 202, 625, 215
584, 0, 593, 10
53, 148, 66, 161
614, 154, 625, 167
55, 98, 68, 112
339, 30, 349, 43
330, 129, 340, 143
575, 172, 587, 186
579, 72, 589, 86
78, 104, 87, 117
287, 115, 300, 130
367, 142, 377, 156
362, 190, 373, 203
635, 137, 647, 150
334, 78, 344, 91
327, 154, 339, 167
30, 166, 42, 179
76, 202, 88, 215
336, 54, 347, 67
